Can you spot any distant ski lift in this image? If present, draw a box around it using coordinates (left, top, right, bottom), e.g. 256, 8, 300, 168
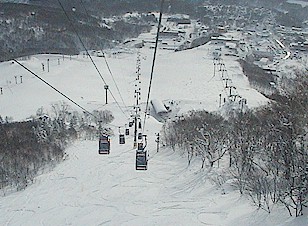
136, 150, 147, 170
125, 128, 130, 136
119, 134, 125, 144
138, 132, 143, 140
129, 121, 134, 127
99, 135, 110, 154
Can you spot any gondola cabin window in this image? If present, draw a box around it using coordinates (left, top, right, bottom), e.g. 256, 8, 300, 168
138, 142, 144, 150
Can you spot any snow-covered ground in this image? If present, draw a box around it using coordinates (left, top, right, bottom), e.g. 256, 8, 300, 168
0, 29, 307, 225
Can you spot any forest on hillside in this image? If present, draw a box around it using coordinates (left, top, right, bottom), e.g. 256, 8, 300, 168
163, 70, 308, 217
0, 2, 155, 62
0, 104, 113, 193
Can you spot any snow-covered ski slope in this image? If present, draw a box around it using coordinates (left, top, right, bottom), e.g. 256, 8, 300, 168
0, 42, 268, 120
1, 37, 307, 225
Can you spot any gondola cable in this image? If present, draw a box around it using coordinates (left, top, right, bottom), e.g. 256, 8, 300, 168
79, 0, 129, 112
134, 0, 165, 170
13, 59, 96, 119
56, 0, 128, 119
142, 0, 165, 131
12, 61, 125, 130
13, 59, 121, 155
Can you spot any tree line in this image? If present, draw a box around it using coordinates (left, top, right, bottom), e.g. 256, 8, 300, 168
163, 71, 308, 217
0, 2, 154, 62
0, 102, 113, 194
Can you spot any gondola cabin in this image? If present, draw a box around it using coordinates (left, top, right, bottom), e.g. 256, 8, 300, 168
99, 135, 110, 154
136, 150, 147, 170
119, 134, 125, 144
138, 132, 143, 140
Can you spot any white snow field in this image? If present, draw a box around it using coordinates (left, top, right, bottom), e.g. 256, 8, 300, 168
0, 39, 307, 225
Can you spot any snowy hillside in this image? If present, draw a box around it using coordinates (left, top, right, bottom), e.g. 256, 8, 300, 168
287, 0, 308, 7
0, 43, 268, 121
0, 28, 307, 226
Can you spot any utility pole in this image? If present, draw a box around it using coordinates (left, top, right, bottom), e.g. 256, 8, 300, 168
104, 85, 109, 104
221, 68, 226, 79
155, 133, 160, 152
47, 58, 50, 72
227, 86, 236, 98
240, 98, 247, 113
134, 113, 138, 148
222, 78, 231, 88
213, 57, 219, 78
219, 62, 224, 72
